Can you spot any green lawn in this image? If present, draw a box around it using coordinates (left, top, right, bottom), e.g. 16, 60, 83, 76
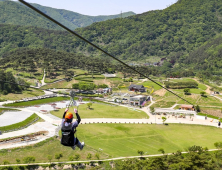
51, 103, 148, 119
4, 97, 69, 107
157, 90, 222, 107
138, 81, 163, 91
79, 124, 222, 157
1, 124, 222, 163
172, 88, 205, 94
0, 108, 18, 113
0, 89, 45, 101
152, 101, 176, 108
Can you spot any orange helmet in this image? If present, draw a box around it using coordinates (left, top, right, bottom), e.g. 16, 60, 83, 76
65, 112, 73, 119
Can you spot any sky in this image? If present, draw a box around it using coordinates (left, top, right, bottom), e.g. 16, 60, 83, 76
15, 0, 177, 16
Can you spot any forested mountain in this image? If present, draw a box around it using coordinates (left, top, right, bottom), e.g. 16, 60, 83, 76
182, 35, 222, 74
31, 3, 135, 30
0, 0, 135, 30
74, 0, 222, 61
0, 0, 61, 30
1, 0, 222, 76
0, 48, 159, 77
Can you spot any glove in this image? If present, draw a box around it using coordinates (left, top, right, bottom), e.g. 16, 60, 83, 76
74, 108, 78, 114
65, 108, 69, 112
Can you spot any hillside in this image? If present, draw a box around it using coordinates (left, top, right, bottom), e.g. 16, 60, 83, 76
1, 0, 222, 75
0, 0, 61, 30
74, 0, 222, 61
0, 0, 135, 30
31, 3, 135, 30
182, 35, 222, 75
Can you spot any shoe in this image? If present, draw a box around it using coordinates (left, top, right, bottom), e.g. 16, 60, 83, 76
80, 142, 85, 150
76, 141, 85, 150
71, 145, 76, 150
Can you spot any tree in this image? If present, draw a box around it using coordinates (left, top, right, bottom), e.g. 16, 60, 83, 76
95, 153, 100, 160
47, 155, 52, 163
184, 88, 190, 95
214, 142, 222, 149
69, 156, 75, 161
55, 153, 63, 162
3, 160, 10, 165
74, 154, 80, 161
23, 156, 35, 164
200, 91, 206, 97
87, 102, 92, 109
162, 117, 167, 124
87, 153, 92, 160
158, 148, 165, 155
150, 106, 155, 115
16, 158, 20, 164
137, 150, 144, 157
195, 105, 200, 112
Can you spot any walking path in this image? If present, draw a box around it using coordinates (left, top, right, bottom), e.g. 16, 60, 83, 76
41, 69, 47, 86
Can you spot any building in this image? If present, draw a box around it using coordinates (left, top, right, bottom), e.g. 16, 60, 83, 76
130, 95, 147, 106
128, 84, 146, 92
180, 105, 195, 111
96, 88, 112, 94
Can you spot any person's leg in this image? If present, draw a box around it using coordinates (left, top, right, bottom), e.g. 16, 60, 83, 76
75, 138, 85, 150
71, 138, 76, 150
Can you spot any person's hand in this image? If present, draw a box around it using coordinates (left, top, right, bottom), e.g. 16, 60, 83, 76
65, 108, 69, 112
74, 108, 78, 114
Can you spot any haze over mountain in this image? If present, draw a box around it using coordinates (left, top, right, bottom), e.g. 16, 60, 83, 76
1, 0, 222, 75
0, 0, 135, 30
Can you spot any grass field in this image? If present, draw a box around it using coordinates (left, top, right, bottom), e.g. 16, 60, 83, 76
40, 79, 78, 89
152, 101, 176, 108
156, 90, 222, 108
51, 103, 148, 119
0, 89, 45, 101
1, 124, 222, 163
4, 96, 69, 107
0, 108, 18, 113
79, 124, 222, 157
138, 80, 163, 91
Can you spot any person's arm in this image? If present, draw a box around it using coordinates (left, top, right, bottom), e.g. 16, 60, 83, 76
74, 108, 81, 124
62, 108, 69, 119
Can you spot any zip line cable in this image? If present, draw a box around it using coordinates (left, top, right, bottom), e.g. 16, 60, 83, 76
12, 0, 192, 106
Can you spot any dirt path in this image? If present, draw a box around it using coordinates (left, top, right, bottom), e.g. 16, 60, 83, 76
193, 78, 211, 94
154, 88, 166, 96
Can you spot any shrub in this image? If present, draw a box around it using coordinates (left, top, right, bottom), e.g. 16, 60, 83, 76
23, 156, 35, 164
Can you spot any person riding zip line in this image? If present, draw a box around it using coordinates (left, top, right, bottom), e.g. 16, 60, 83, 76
61, 108, 84, 150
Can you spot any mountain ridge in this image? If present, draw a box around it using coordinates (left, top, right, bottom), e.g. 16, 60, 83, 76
0, 0, 135, 30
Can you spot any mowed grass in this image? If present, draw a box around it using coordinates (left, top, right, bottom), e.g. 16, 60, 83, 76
1, 124, 222, 163
156, 90, 222, 108
0, 89, 45, 101
79, 124, 222, 157
41, 79, 79, 89
138, 80, 163, 91
51, 104, 148, 119
4, 96, 69, 107
0, 137, 109, 164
